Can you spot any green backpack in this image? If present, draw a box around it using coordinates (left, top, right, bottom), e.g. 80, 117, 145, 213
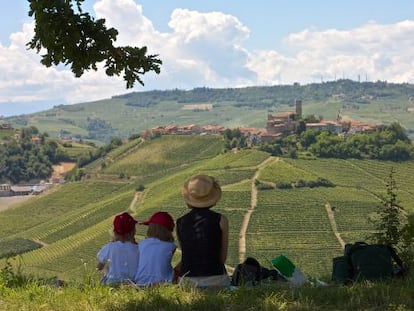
332, 242, 405, 284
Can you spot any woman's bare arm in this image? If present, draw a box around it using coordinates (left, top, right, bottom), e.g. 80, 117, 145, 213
219, 214, 229, 264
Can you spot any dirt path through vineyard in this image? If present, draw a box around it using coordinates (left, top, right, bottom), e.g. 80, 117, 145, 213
238, 156, 278, 263
325, 202, 346, 249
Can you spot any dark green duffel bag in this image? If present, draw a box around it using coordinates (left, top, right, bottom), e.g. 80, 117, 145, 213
347, 242, 394, 281
332, 242, 405, 284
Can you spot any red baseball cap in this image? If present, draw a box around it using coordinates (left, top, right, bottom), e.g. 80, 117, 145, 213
140, 212, 175, 232
113, 212, 137, 235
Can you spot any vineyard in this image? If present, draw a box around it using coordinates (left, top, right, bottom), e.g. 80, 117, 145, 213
100, 135, 224, 176
1, 135, 414, 281
61, 141, 97, 159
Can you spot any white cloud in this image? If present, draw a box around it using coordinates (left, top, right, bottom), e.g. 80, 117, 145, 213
249, 20, 414, 84
93, 0, 160, 47
1, 0, 414, 116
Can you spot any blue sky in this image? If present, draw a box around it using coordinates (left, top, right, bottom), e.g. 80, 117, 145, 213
1, 0, 414, 117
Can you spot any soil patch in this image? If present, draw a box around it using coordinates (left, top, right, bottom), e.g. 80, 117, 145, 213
0, 196, 34, 212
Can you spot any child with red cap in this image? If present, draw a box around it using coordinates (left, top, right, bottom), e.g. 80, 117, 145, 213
97, 212, 139, 285
134, 211, 176, 286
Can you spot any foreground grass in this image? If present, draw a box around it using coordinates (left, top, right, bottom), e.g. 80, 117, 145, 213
1, 273, 413, 311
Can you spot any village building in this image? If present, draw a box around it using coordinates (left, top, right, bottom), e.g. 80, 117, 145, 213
31, 136, 43, 145
0, 184, 12, 197
306, 121, 343, 134
139, 99, 377, 143
0, 184, 34, 197
265, 100, 303, 136
10, 185, 33, 196
201, 125, 225, 135
239, 127, 266, 145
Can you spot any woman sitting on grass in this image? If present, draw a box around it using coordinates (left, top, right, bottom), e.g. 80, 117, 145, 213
175, 174, 230, 288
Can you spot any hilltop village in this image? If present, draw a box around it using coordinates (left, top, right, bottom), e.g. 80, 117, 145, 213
143, 100, 376, 142
0, 99, 381, 144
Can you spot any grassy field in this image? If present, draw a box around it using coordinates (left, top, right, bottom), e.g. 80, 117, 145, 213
1, 135, 414, 284
0, 273, 413, 311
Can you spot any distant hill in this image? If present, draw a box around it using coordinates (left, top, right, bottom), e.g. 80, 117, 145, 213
1, 135, 414, 282
4, 79, 414, 144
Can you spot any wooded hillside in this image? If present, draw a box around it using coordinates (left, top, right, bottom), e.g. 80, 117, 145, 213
4, 79, 414, 144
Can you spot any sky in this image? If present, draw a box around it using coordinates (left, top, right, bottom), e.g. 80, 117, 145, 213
1, 0, 414, 117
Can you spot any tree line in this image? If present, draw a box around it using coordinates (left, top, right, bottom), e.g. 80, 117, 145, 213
116, 79, 414, 111
225, 122, 414, 161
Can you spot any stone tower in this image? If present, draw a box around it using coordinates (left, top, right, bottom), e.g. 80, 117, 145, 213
295, 99, 302, 119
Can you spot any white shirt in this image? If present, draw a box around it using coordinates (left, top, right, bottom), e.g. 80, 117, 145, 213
134, 237, 176, 286
97, 241, 139, 284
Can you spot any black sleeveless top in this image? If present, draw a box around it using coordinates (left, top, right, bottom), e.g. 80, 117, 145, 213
177, 208, 227, 277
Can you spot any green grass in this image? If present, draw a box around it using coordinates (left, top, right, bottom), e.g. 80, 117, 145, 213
0, 272, 413, 311
0, 239, 42, 259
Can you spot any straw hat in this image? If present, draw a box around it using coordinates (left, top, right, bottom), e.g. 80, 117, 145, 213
182, 174, 222, 208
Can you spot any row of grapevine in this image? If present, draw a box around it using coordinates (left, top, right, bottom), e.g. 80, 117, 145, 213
102, 136, 223, 176
286, 158, 385, 191
244, 159, 401, 278
200, 149, 269, 170
0, 181, 129, 239
258, 159, 316, 183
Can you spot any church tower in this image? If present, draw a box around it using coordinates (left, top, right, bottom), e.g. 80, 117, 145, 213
295, 99, 302, 119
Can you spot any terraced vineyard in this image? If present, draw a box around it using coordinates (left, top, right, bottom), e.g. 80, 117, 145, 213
258, 158, 317, 183
32, 191, 134, 244
0, 181, 130, 238
247, 188, 340, 277
287, 158, 414, 212
101, 135, 224, 176
61, 140, 97, 159
200, 149, 270, 170
1, 135, 414, 281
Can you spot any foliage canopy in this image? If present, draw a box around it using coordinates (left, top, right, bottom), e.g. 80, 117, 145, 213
0, 127, 68, 183
27, 0, 162, 88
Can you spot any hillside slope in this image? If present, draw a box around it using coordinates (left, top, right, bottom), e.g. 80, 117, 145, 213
1, 135, 414, 281
5, 80, 414, 144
